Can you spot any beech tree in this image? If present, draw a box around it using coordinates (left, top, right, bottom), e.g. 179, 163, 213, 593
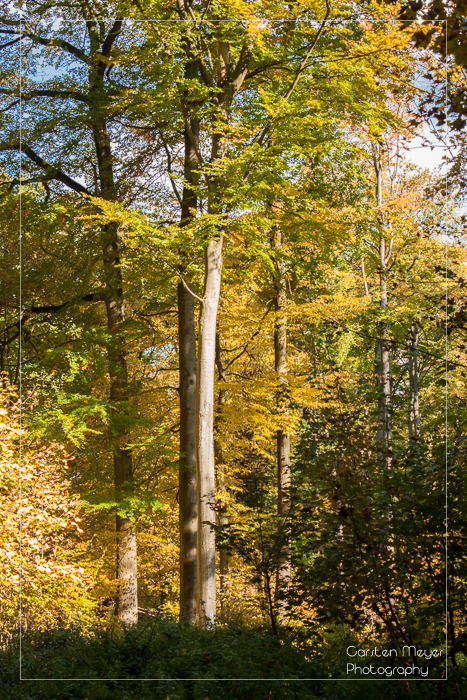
0, 7, 171, 624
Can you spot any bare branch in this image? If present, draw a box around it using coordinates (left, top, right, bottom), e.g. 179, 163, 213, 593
0, 87, 87, 103
98, 19, 124, 78
0, 98, 19, 113
159, 134, 183, 206
17, 21, 89, 63
0, 142, 92, 196
179, 274, 204, 303
362, 257, 369, 296
0, 36, 21, 50
384, 237, 394, 267
363, 238, 380, 254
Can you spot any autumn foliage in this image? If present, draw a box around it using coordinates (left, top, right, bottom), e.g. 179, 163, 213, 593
0, 0, 466, 692
0, 387, 98, 637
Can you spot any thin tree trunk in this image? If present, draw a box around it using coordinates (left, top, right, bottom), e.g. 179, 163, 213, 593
194, 36, 228, 629
362, 257, 369, 296
177, 98, 200, 623
106, 291, 137, 625
101, 219, 137, 624
271, 220, 291, 625
103, 236, 137, 625
178, 282, 198, 623
95, 107, 138, 624
373, 150, 394, 576
214, 335, 229, 613
196, 237, 223, 627
374, 154, 392, 470
408, 324, 420, 441
215, 405, 229, 612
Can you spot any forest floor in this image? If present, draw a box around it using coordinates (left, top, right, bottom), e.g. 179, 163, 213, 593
0, 620, 464, 699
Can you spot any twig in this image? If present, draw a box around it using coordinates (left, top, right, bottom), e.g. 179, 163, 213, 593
179, 274, 204, 303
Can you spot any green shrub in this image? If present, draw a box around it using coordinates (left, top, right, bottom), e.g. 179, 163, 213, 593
0, 622, 464, 700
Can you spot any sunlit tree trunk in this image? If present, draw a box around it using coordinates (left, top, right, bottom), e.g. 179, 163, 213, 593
195, 34, 228, 629
192, 26, 250, 628
196, 237, 223, 627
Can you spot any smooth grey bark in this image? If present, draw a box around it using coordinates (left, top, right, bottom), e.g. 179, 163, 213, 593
193, 32, 250, 628
214, 395, 229, 612
362, 257, 369, 296
177, 96, 200, 623
196, 237, 224, 627
271, 221, 291, 624
175, 23, 254, 627
176, 23, 253, 628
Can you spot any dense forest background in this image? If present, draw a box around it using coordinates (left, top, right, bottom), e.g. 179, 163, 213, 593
0, 0, 466, 697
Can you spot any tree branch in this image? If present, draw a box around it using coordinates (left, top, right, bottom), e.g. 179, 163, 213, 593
98, 19, 124, 78
0, 291, 107, 347
179, 274, 204, 303
0, 36, 21, 50
159, 133, 183, 206
364, 238, 380, 254
10, 20, 90, 63
0, 143, 92, 196
230, 37, 253, 96
0, 87, 88, 102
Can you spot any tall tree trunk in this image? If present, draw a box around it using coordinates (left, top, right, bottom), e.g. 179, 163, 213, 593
374, 154, 392, 470
214, 399, 229, 612
271, 220, 291, 625
178, 282, 198, 622
194, 35, 228, 629
106, 287, 138, 625
191, 26, 250, 627
214, 335, 229, 612
408, 324, 420, 441
196, 237, 223, 627
93, 114, 138, 624
178, 102, 200, 623
373, 151, 394, 576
